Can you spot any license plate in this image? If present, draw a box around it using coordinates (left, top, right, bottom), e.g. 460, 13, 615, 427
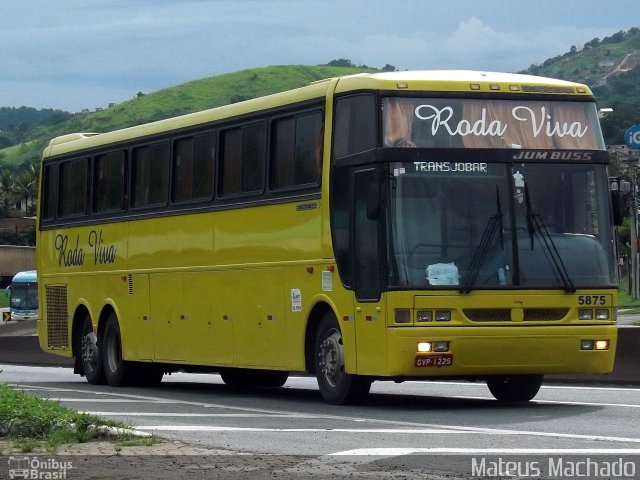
415, 354, 453, 368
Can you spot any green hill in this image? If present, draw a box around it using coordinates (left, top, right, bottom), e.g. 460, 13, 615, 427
521, 27, 640, 144
0, 64, 375, 169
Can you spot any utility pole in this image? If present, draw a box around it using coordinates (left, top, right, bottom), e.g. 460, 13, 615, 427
632, 171, 640, 299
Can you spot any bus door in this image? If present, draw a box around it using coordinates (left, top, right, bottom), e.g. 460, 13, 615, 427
352, 167, 387, 374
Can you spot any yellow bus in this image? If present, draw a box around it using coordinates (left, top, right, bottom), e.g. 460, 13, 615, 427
36, 71, 619, 404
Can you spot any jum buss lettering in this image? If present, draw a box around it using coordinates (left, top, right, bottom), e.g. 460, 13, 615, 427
54, 229, 116, 267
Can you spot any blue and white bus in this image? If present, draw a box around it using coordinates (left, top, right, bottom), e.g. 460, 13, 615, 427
5, 270, 38, 321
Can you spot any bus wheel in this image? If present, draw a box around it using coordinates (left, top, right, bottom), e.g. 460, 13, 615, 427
314, 313, 371, 405
486, 374, 544, 402
102, 313, 133, 387
79, 316, 105, 385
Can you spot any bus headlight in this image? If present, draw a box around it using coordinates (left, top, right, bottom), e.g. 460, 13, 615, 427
580, 339, 609, 350
435, 310, 451, 322
417, 342, 432, 353
416, 310, 433, 322
578, 309, 593, 320
595, 309, 609, 320
433, 341, 449, 352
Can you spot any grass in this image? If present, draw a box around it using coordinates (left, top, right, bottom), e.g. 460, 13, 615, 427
617, 277, 640, 308
0, 384, 159, 452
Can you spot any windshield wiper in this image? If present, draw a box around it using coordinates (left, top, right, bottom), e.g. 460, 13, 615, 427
461, 185, 503, 293
524, 184, 576, 293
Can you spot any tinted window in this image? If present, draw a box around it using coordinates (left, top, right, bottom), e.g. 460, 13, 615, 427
95, 150, 126, 212
271, 111, 323, 190
219, 128, 242, 196
41, 164, 58, 221
219, 123, 266, 197
59, 158, 88, 217
333, 94, 376, 159
173, 133, 215, 203
132, 143, 169, 208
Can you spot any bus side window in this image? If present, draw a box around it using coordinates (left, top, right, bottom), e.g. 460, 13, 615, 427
59, 157, 89, 217
41, 164, 58, 221
270, 111, 323, 190
333, 94, 376, 160
219, 123, 266, 197
132, 143, 170, 208
94, 150, 126, 212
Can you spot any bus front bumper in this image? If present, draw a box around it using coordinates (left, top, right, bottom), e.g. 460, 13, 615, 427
385, 324, 617, 378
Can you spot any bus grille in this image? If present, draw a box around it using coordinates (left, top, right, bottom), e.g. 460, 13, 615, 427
463, 309, 511, 322
45, 285, 69, 348
463, 308, 569, 322
523, 308, 569, 321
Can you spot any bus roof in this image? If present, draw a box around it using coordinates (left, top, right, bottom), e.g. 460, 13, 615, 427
43, 70, 593, 159
12, 270, 37, 283
333, 70, 592, 95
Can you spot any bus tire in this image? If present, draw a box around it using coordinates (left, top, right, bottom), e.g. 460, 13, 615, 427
314, 313, 371, 405
486, 374, 544, 402
79, 316, 105, 385
102, 313, 134, 387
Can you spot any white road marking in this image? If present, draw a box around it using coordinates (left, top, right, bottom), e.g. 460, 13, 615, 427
40, 398, 172, 403
130, 424, 640, 444
329, 447, 640, 456
401, 380, 640, 394
84, 412, 317, 418
452, 395, 640, 409
134, 426, 466, 434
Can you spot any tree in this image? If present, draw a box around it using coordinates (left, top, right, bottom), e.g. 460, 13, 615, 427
381, 64, 396, 72
14, 164, 38, 216
326, 59, 353, 68
0, 170, 16, 217
584, 37, 600, 49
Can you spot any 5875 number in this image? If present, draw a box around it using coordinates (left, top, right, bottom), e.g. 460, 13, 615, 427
577, 295, 607, 306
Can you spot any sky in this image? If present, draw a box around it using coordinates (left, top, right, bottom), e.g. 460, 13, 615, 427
1, 0, 638, 112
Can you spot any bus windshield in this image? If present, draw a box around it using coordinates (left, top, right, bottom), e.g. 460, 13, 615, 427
10, 282, 38, 310
388, 158, 616, 290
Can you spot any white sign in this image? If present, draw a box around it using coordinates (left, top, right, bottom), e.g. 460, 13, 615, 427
291, 289, 302, 312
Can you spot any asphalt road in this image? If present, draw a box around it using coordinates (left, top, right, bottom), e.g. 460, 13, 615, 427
2, 364, 639, 478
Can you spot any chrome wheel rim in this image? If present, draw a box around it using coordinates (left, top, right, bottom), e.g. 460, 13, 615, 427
318, 329, 345, 388
81, 332, 99, 374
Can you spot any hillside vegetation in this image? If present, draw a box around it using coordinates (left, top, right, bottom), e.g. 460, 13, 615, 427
0, 64, 375, 169
522, 27, 640, 144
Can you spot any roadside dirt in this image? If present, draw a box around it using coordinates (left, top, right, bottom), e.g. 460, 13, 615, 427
0, 438, 439, 479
